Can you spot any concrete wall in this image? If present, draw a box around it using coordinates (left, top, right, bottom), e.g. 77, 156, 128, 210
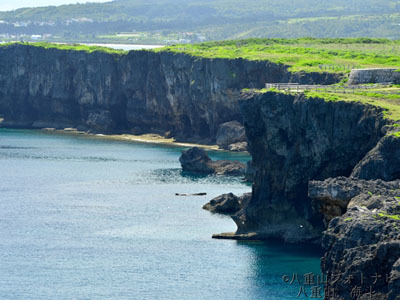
348, 68, 400, 85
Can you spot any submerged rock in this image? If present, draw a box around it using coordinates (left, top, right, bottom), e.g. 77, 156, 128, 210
203, 192, 251, 215
211, 159, 247, 176
179, 147, 246, 176
317, 177, 400, 299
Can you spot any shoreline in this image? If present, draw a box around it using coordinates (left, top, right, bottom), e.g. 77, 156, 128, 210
0, 125, 227, 151
45, 128, 222, 150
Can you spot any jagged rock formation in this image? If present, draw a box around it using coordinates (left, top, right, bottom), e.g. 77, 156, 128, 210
348, 68, 400, 85
351, 133, 400, 181
0, 43, 341, 143
179, 147, 246, 176
309, 176, 399, 226
310, 177, 400, 300
202, 192, 251, 215
233, 91, 388, 243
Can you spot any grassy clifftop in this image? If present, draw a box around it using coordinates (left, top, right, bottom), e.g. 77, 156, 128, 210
159, 38, 400, 73
0, 42, 127, 55
303, 86, 400, 121
249, 85, 400, 122
3, 38, 400, 74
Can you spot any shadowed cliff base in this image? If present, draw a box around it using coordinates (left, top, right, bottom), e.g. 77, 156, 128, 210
223, 91, 391, 243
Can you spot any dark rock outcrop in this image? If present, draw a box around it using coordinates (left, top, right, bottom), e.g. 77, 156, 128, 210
203, 192, 251, 215
233, 91, 388, 243
179, 147, 215, 174
179, 147, 246, 176
308, 176, 396, 226
244, 160, 256, 182
203, 193, 241, 214
351, 133, 400, 181
216, 120, 247, 151
316, 177, 400, 300
0, 43, 342, 142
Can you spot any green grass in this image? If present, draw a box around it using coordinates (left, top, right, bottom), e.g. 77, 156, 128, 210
377, 212, 400, 221
389, 131, 400, 138
0, 42, 127, 55
302, 87, 400, 121
159, 38, 400, 73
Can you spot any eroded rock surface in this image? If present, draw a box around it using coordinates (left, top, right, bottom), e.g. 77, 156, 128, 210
234, 91, 387, 243
316, 177, 400, 300
179, 147, 246, 176
203, 193, 241, 214
352, 134, 400, 181
309, 176, 398, 226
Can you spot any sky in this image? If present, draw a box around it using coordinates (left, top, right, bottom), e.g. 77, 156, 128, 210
0, 0, 111, 11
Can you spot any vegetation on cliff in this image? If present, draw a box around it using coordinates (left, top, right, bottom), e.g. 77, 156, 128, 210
303, 86, 400, 121
161, 38, 400, 73
3, 38, 400, 75
0, 0, 399, 43
0, 42, 126, 55
247, 84, 400, 122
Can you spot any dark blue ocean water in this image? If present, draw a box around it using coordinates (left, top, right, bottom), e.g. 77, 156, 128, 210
0, 129, 322, 300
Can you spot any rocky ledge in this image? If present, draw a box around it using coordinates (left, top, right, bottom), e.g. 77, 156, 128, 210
179, 147, 246, 176
202, 192, 251, 215
310, 177, 400, 300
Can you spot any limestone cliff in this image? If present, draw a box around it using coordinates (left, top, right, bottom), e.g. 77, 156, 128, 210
0, 43, 341, 143
235, 92, 388, 243
310, 177, 400, 300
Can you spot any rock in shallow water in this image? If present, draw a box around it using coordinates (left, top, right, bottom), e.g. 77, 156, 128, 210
179, 147, 246, 176
203, 193, 241, 214
203, 192, 251, 215
179, 147, 214, 174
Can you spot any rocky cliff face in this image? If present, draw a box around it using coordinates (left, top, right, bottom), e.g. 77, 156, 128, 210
0, 44, 341, 142
351, 133, 400, 181
310, 177, 400, 300
235, 92, 388, 243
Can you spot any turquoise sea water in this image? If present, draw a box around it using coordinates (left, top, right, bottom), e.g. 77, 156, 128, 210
0, 129, 322, 300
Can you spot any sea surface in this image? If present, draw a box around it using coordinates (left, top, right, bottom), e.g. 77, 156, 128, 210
0, 129, 322, 300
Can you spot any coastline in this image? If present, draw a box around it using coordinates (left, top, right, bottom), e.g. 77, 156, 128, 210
20, 126, 225, 151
